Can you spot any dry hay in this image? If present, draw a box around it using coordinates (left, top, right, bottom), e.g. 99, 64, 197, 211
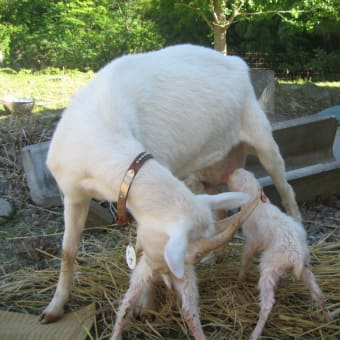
1, 227, 339, 340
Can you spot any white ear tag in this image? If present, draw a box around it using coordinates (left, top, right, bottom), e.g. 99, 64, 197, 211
126, 245, 136, 270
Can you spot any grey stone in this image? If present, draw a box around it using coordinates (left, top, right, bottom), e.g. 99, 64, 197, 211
0, 180, 9, 195
21, 141, 61, 207
0, 198, 14, 221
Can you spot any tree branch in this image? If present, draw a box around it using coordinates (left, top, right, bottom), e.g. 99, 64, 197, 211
226, 0, 245, 28
177, 2, 214, 30
240, 9, 310, 17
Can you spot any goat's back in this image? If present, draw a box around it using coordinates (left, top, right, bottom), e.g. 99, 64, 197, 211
48, 44, 262, 183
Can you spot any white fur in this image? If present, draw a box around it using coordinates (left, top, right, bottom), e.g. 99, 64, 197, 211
41, 44, 300, 338
228, 169, 332, 340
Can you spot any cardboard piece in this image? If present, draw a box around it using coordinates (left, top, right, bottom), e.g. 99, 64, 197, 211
0, 303, 95, 340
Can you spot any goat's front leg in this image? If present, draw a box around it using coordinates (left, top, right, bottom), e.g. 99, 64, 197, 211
173, 265, 206, 340
239, 242, 258, 282
40, 196, 90, 323
111, 256, 154, 340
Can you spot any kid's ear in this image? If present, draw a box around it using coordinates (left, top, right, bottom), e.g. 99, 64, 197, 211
198, 192, 250, 211
164, 226, 188, 279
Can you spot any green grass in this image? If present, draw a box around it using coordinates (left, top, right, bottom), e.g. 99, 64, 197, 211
1, 68, 339, 117
0, 68, 94, 115
315, 81, 340, 88
278, 79, 340, 88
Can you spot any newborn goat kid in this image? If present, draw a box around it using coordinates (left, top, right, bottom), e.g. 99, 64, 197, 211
228, 169, 332, 340
112, 188, 252, 340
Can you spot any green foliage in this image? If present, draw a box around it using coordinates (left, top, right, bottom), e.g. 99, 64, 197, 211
151, 0, 210, 46
0, 0, 164, 70
226, 0, 340, 80
0, 0, 339, 80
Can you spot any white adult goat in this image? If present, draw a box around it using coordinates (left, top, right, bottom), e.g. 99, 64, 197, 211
228, 169, 332, 340
41, 44, 300, 338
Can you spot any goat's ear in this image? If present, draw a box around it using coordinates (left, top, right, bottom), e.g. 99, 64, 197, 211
164, 225, 188, 279
198, 192, 250, 211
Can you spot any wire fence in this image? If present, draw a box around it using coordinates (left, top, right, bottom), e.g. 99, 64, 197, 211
230, 51, 340, 81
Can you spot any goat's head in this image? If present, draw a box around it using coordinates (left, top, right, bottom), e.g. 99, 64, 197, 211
228, 168, 260, 197
163, 190, 260, 278
184, 189, 260, 265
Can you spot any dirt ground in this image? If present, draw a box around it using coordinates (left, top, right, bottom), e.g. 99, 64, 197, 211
274, 81, 340, 120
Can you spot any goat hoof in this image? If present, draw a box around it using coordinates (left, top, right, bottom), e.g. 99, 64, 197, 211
238, 273, 247, 282
134, 309, 155, 322
325, 311, 333, 322
39, 311, 63, 324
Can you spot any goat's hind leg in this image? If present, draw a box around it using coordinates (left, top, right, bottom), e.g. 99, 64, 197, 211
40, 196, 90, 323
301, 267, 332, 322
244, 109, 301, 221
251, 267, 281, 340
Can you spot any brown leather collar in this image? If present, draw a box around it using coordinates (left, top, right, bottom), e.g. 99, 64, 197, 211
117, 152, 154, 225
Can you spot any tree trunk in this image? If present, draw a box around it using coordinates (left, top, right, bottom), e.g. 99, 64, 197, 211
212, 0, 227, 55
213, 24, 227, 55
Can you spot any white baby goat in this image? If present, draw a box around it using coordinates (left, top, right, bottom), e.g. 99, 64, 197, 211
41, 44, 300, 337
111, 188, 258, 340
228, 169, 332, 340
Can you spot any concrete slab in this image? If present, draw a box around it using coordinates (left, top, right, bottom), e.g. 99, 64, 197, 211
247, 114, 338, 176
259, 161, 340, 205
21, 113, 339, 211
317, 105, 340, 161
334, 127, 340, 161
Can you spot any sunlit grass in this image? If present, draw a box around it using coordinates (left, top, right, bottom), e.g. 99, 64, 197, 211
0, 68, 94, 115
1, 67, 339, 117
315, 81, 340, 88
278, 79, 340, 88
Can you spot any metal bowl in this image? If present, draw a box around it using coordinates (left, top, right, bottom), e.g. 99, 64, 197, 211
3, 97, 35, 114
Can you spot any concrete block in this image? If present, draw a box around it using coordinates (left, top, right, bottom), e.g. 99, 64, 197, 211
21, 141, 61, 207
250, 69, 275, 114
21, 142, 114, 228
